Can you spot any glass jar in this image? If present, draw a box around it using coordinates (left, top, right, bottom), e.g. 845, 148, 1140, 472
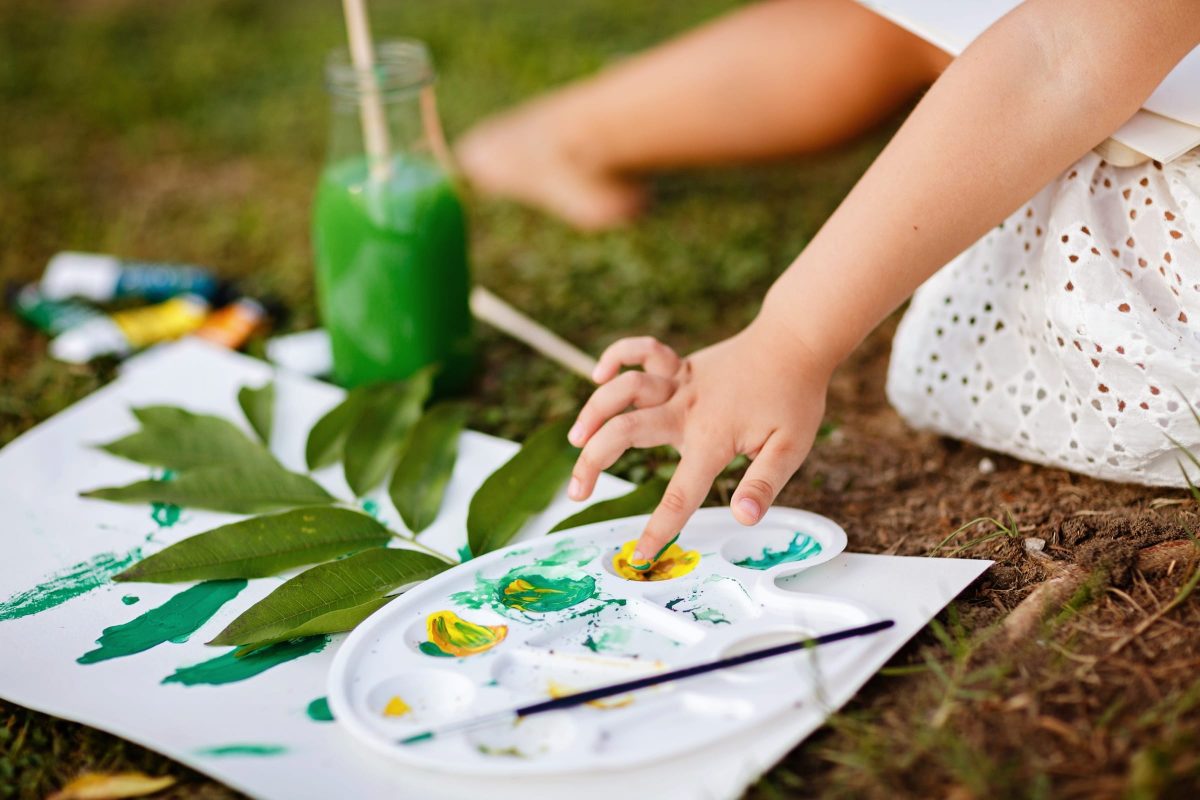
313, 39, 474, 394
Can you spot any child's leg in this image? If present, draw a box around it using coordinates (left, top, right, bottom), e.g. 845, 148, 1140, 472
456, 0, 950, 230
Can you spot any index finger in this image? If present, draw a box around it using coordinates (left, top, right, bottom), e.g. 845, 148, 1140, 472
628, 451, 726, 572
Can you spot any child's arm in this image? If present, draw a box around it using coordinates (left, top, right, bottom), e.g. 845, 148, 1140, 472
568, 0, 1200, 567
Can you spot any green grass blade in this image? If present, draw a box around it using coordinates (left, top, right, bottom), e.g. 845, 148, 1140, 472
304, 385, 378, 471
467, 419, 578, 556
548, 476, 668, 533
115, 507, 390, 583
343, 369, 435, 497
237, 381, 275, 444
81, 463, 335, 515
209, 547, 449, 646
99, 405, 277, 471
388, 402, 469, 534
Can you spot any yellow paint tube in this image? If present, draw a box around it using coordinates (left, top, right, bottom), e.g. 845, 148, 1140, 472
49, 294, 209, 363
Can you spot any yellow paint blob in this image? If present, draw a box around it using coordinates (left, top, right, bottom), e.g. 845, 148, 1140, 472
383, 695, 412, 718
424, 610, 508, 657
546, 680, 634, 710
612, 539, 701, 581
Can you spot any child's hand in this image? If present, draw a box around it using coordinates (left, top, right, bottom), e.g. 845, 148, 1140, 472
566, 315, 832, 569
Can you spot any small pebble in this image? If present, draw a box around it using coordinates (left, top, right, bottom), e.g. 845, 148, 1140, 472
978, 457, 997, 474
1024, 537, 1046, 553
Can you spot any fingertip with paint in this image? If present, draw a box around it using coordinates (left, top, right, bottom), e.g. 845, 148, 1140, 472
630, 533, 680, 571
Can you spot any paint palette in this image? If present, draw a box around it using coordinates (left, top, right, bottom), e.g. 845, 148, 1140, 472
329, 507, 866, 775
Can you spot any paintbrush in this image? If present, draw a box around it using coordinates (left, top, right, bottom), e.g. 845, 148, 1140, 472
398, 618, 895, 745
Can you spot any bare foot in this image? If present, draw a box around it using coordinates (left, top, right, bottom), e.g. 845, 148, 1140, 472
455, 99, 646, 232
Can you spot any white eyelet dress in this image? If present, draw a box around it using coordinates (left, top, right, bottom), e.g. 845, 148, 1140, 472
887, 150, 1200, 487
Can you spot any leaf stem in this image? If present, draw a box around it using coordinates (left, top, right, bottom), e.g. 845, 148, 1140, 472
388, 529, 457, 564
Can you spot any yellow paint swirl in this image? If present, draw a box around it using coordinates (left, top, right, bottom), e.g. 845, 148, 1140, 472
422, 610, 508, 657
612, 539, 700, 581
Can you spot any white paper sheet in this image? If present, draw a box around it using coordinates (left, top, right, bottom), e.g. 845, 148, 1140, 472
0, 341, 989, 799
858, 0, 1200, 162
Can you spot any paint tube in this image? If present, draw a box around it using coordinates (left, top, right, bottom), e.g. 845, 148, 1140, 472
265, 328, 333, 377
50, 294, 210, 363
193, 298, 269, 350
7, 283, 103, 337
40, 251, 221, 303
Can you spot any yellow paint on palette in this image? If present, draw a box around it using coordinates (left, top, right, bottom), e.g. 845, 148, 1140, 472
612, 539, 700, 582
383, 695, 412, 718
422, 610, 508, 657
546, 680, 633, 710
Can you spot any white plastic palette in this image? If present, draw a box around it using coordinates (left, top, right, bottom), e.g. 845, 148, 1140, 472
329, 507, 875, 776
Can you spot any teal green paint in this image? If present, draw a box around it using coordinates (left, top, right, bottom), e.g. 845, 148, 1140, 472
163, 635, 330, 686
582, 627, 631, 653
456, 543, 472, 563
733, 532, 822, 570
400, 731, 434, 745
306, 697, 335, 722
535, 539, 598, 568
78, 580, 247, 664
151, 470, 181, 528
0, 548, 142, 622
630, 533, 677, 572
361, 498, 381, 519
691, 607, 731, 625
195, 744, 288, 757
122, 595, 140, 605
503, 547, 532, 559
419, 641, 455, 657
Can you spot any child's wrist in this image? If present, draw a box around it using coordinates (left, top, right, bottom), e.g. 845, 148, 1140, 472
751, 292, 843, 380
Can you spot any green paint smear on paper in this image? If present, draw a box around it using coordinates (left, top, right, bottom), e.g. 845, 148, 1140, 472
122, 595, 140, 605
163, 635, 330, 686
195, 744, 288, 757
456, 543, 473, 563
78, 580, 247, 664
0, 548, 142, 622
151, 470, 181, 528
361, 498, 382, 519
733, 532, 822, 570
306, 697, 334, 722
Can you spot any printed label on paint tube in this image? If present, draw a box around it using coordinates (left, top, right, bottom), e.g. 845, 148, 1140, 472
10, 284, 102, 336
41, 251, 220, 302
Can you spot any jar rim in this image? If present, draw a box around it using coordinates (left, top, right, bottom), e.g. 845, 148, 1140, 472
325, 38, 434, 99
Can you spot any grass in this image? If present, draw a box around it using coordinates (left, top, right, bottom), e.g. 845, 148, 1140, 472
4, 1, 1200, 799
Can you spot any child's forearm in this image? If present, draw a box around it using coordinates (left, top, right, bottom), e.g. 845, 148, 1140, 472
761, 0, 1200, 368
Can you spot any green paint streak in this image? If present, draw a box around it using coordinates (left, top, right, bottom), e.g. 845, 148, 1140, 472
0, 548, 142, 622
456, 543, 472, 563
151, 470, 181, 528
163, 635, 329, 686
452, 564, 599, 616
734, 532, 823, 570
78, 580, 247, 664
361, 498, 381, 519
535, 539, 598, 568
400, 731, 434, 745
306, 697, 334, 722
582, 627, 631, 653
195, 744, 288, 757
691, 608, 731, 625
122, 595, 140, 605
419, 641, 455, 657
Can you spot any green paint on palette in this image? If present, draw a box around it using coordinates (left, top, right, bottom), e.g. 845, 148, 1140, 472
195, 744, 288, 757
306, 697, 335, 722
582, 627, 632, 653
534, 539, 599, 568
78, 580, 247, 664
163, 635, 329, 686
733, 532, 823, 570
122, 595, 140, 605
0, 548, 142, 622
452, 566, 598, 615
400, 731, 434, 745
418, 641, 455, 657
665, 596, 730, 625
456, 543, 473, 563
